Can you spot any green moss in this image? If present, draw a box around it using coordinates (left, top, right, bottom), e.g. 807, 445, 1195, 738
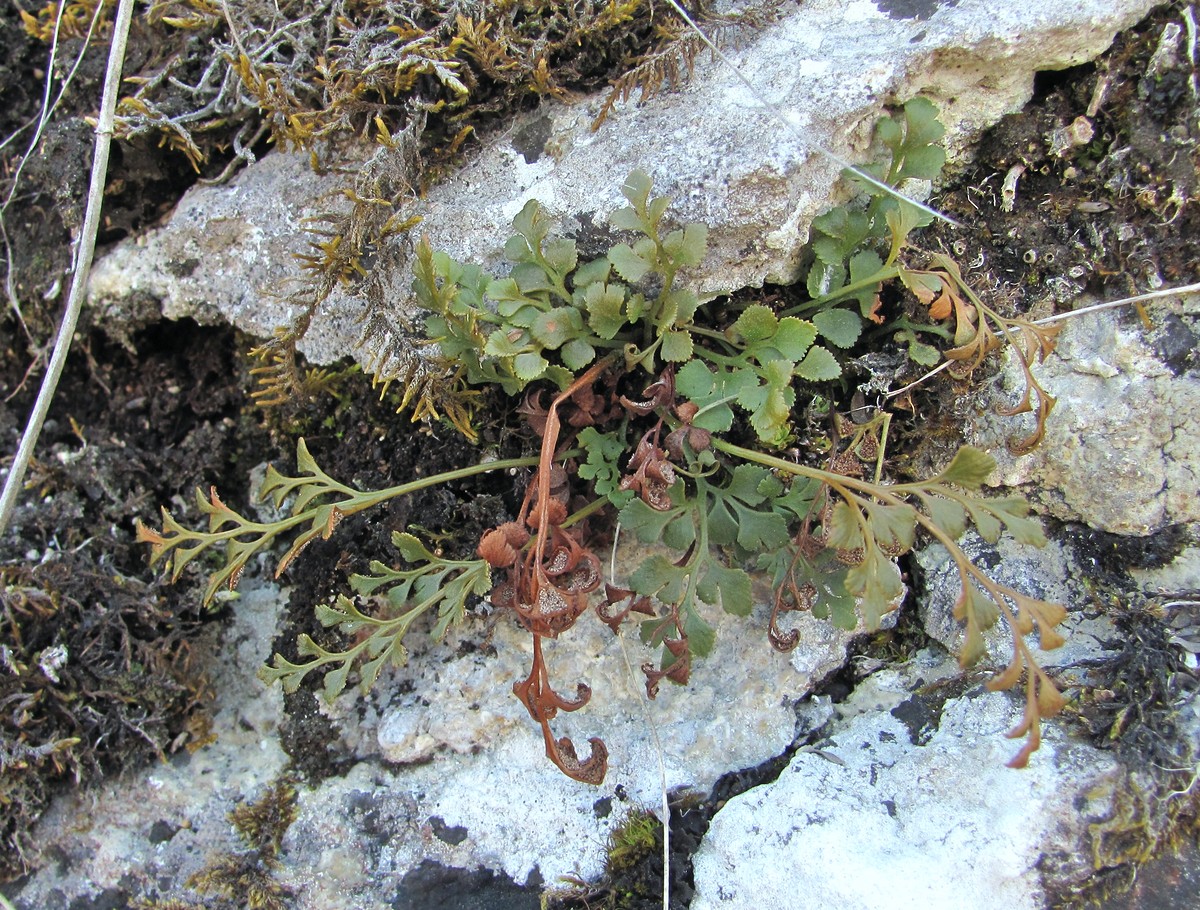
605, 809, 661, 873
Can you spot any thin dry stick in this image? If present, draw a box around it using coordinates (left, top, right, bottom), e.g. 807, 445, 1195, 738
1032, 281, 1200, 325
885, 282, 1200, 400
0, 0, 136, 537
2, 0, 110, 327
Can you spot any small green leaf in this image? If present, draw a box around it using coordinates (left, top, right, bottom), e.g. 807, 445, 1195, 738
697, 563, 753, 616
510, 261, 556, 296
734, 508, 789, 552
392, 531, 432, 562
826, 501, 865, 551
543, 364, 575, 390
621, 170, 653, 209
676, 360, 743, 433
577, 427, 626, 497
796, 345, 841, 381
484, 328, 530, 357
706, 466, 791, 551
847, 249, 886, 316
811, 207, 873, 265
923, 496, 967, 540
561, 337, 597, 371
938, 446, 996, 489
573, 257, 611, 288
662, 288, 700, 326
315, 600, 350, 627
532, 307, 581, 349
814, 567, 859, 630
731, 305, 777, 343
609, 243, 652, 283
505, 233, 533, 263
863, 502, 917, 553
956, 584, 1000, 667
513, 351, 549, 381
895, 328, 941, 366
663, 512, 697, 550
845, 547, 904, 629
900, 144, 946, 181
812, 309, 862, 348
583, 282, 628, 339
982, 497, 1047, 547
620, 496, 682, 542
629, 554, 687, 603
965, 501, 1003, 543
681, 223, 705, 267
676, 359, 716, 398
322, 658, 353, 702
542, 237, 578, 276
661, 329, 693, 362
876, 114, 903, 153
610, 206, 642, 232
807, 260, 841, 299
723, 463, 770, 505
738, 360, 796, 445
682, 607, 716, 658
901, 97, 946, 150
769, 317, 818, 362
510, 199, 549, 249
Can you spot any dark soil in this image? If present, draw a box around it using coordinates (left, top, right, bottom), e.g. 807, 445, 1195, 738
920, 3, 1200, 305
264, 383, 527, 783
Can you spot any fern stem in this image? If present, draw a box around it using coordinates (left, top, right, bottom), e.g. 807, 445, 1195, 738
336, 452, 554, 511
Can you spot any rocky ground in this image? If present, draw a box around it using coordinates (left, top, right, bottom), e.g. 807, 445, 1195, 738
1, 1, 1198, 909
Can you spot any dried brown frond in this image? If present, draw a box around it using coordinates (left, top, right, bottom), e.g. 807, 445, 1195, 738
593, 25, 702, 129
183, 778, 298, 909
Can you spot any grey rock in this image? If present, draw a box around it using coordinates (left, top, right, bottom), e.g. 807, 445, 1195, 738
10, 539, 872, 906
10, 580, 290, 908
1131, 546, 1200, 596
973, 299, 1200, 536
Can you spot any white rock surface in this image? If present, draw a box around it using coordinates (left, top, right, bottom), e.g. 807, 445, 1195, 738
313, 535, 869, 885
691, 662, 1120, 910
11, 548, 869, 907
88, 0, 1155, 372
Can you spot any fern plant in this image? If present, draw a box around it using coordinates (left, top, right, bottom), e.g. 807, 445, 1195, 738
140, 101, 1068, 782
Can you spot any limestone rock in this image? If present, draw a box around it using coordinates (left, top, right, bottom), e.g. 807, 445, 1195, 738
691, 660, 1121, 910
972, 298, 1200, 535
